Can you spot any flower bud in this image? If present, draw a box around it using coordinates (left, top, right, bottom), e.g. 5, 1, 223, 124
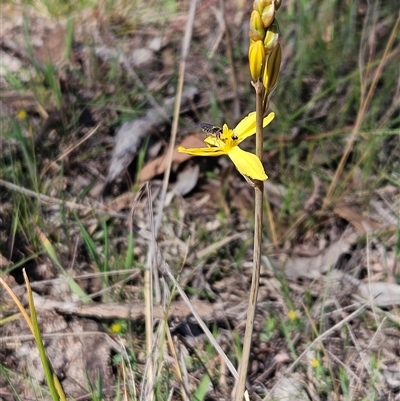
261, 3, 275, 28
263, 20, 280, 53
248, 40, 265, 81
262, 43, 281, 92
253, 0, 273, 15
249, 10, 265, 42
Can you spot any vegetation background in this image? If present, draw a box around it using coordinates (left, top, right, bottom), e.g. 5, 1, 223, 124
0, 0, 399, 400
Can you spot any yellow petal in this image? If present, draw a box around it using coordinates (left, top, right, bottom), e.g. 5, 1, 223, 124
227, 146, 268, 181
234, 112, 275, 142
262, 112, 275, 129
234, 112, 257, 141
177, 146, 224, 156
203, 136, 227, 148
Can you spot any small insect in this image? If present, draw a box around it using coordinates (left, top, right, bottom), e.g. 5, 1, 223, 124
200, 123, 223, 139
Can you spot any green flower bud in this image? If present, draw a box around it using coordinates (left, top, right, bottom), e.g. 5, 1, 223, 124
262, 43, 281, 91
263, 20, 280, 53
249, 10, 266, 42
248, 40, 265, 81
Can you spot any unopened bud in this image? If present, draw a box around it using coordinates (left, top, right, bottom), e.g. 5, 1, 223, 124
263, 20, 280, 53
261, 3, 275, 28
249, 10, 265, 41
249, 40, 265, 81
253, 0, 273, 15
262, 43, 281, 92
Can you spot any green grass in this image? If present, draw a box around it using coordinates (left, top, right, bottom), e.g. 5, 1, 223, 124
1, 0, 399, 399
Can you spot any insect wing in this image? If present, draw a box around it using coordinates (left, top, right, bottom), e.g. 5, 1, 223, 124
200, 123, 222, 138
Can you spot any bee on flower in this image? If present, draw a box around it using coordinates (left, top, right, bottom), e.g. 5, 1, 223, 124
178, 112, 275, 182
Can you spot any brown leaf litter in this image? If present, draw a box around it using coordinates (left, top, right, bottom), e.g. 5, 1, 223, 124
1, 1, 399, 400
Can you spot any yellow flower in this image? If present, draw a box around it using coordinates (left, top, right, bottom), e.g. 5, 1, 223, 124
110, 322, 123, 334
17, 110, 27, 120
178, 112, 274, 181
310, 357, 320, 368
288, 309, 297, 321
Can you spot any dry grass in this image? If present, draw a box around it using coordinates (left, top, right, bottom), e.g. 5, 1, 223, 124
0, 0, 399, 400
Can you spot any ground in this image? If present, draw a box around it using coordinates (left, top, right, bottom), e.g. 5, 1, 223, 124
0, 0, 399, 400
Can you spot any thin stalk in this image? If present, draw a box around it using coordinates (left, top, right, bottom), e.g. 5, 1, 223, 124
235, 80, 264, 401
0, 273, 66, 401
154, 0, 198, 234
220, 0, 240, 119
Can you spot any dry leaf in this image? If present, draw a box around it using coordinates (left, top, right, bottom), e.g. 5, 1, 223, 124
274, 353, 291, 363
33, 24, 66, 65
334, 202, 384, 233
384, 367, 400, 389
138, 134, 204, 182
284, 232, 359, 280
105, 116, 159, 185
358, 282, 400, 306
0, 253, 12, 267
165, 164, 200, 205
104, 88, 198, 187
270, 376, 309, 400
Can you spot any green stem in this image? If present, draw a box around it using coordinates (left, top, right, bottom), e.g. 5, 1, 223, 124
235, 81, 264, 401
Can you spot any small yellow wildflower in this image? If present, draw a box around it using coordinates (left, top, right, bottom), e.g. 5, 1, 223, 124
17, 110, 27, 120
110, 322, 123, 334
288, 309, 297, 321
178, 112, 275, 181
310, 357, 320, 368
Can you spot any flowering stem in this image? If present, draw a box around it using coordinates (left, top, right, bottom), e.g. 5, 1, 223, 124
235, 81, 264, 401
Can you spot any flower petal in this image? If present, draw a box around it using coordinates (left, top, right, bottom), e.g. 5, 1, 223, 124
234, 112, 257, 141
203, 136, 227, 148
177, 146, 225, 156
262, 112, 275, 129
233, 112, 275, 142
227, 146, 268, 180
